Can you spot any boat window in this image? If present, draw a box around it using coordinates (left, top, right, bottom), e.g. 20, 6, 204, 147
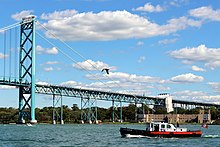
146, 123, 150, 129
154, 124, 159, 131
167, 125, 171, 128
161, 124, 165, 128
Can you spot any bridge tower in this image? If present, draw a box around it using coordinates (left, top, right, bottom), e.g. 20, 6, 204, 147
18, 16, 37, 124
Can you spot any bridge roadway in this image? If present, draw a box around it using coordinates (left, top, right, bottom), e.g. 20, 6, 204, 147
0, 78, 220, 108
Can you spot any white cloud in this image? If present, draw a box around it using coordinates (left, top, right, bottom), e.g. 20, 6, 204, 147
169, 0, 189, 7
11, 10, 34, 21
0, 85, 16, 90
86, 72, 162, 83
173, 90, 220, 104
60, 80, 81, 87
59, 79, 219, 103
44, 67, 53, 72
41, 9, 78, 20
169, 44, 220, 70
133, 3, 165, 13
160, 16, 202, 34
73, 59, 116, 71
181, 60, 193, 65
137, 41, 144, 46
205, 61, 220, 70
158, 38, 177, 45
45, 47, 58, 54
189, 6, 220, 21
174, 90, 206, 97
59, 70, 169, 95
138, 56, 146, 63
0, 53, 8, 59
40, 10, 202, 41
59, 79, 168, 96
191, 65, 205, 72
36, 45, 58, 55
208, 82, 220, 93
46, 61, 59, 65
36, 81, 50, 85
170, 73, 204, 83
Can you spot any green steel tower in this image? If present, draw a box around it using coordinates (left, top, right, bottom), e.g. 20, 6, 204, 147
18, 16, 37, 124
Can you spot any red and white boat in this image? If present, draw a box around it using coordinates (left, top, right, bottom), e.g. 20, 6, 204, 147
120, 121, 202, 138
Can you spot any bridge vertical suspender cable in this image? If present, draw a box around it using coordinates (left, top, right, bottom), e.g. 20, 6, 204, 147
9, 29, 12, 80
3, 30, 6, 80
15, 27, 18, 79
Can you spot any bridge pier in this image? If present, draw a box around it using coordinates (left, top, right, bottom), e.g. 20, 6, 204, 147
52, 94, 64, 124
112, 100, 122, 123
80, 95, 97, 124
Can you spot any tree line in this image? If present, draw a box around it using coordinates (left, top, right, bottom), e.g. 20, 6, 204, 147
0, 104, 219, 124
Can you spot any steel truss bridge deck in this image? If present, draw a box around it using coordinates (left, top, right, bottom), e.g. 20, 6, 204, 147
1, 78, 220, 108
35, 84, 165, 105
0, 78, 164, 105
173, 99, 220, 108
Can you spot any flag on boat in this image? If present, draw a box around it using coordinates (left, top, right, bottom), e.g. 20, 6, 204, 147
202, 123, 208, 128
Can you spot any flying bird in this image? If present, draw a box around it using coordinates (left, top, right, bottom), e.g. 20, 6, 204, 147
102, 68, 110, 74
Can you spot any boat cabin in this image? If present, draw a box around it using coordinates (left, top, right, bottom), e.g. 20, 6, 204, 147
146, 122, 187, 132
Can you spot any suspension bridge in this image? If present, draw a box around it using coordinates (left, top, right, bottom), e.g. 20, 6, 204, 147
0, 16, 219, 124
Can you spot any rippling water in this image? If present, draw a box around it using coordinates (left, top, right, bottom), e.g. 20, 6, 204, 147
0, 124, 219, 147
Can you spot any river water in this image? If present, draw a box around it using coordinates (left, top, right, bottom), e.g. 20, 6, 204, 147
0, 124, 219, 147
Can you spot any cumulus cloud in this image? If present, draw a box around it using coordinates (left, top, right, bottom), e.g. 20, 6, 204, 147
40, 10, 202, 41
205, 61, 220, 70
85, 72, 162, 83
0, 85, 16, 90
11, 10, 34, 21
36, 81, 50, 85
158, 38, 178, 45
58, 79, 219, 103
73, 59, 116, 71
58, 69, 169, 95
191, 65, 205, 72
169, 44, 220, 70
41, 9, 78, 20
60, 80, 82, 88
173, 90, 220, 104
59, 79, 169, 96
170, 73, 204, 83
36, 45, 58, 55
133, 3, 165, 13
208, 82, 220, 93
189, 6, 220, 21
160, 16, 202, 34
169, 0, 189, 7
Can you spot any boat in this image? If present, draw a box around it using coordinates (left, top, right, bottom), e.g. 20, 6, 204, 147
26, 123, 33, 127
120, 121, 202, 138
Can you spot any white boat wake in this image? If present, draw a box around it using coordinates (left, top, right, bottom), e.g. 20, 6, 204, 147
202, 135, 220, 138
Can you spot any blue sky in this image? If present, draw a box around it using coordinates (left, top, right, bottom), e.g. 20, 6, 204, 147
0, 0, 220, 108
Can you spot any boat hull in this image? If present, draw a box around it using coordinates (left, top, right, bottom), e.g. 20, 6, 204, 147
120, 127, 202, 138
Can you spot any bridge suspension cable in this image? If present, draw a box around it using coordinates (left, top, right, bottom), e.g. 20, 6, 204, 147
36, 31, 115, 91
0, 22, 21, 33
37, 21, 141, 96
0, 22, 20, 81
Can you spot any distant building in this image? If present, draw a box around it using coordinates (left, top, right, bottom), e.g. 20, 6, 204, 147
138, 110, 211, 124
157, 93, 174, 113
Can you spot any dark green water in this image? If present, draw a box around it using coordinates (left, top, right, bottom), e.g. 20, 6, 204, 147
0, 124, 219, 147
